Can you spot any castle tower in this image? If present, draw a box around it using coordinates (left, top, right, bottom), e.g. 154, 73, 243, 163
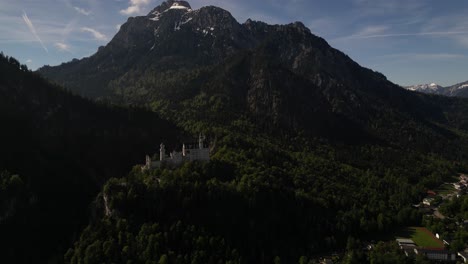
145, 155, 151, 168
160, 143, 166, 161
199, 134, 205, 149
182, 143, 186, 156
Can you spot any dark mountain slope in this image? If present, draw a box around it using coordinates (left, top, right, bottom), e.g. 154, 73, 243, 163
0, 53, 180, 263
37, 1, 464, 148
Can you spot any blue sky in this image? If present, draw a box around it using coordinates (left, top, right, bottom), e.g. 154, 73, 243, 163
1, 0, 468, 86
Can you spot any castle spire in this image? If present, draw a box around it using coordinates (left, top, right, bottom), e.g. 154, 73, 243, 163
160, 143, 166, 161
198, 134, 205, 149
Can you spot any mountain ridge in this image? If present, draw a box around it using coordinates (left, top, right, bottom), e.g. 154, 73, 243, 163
38, 0, 445, 140
405, 81, 468, 97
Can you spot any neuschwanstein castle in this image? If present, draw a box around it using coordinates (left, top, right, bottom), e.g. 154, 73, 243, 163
143, 134, 210, 170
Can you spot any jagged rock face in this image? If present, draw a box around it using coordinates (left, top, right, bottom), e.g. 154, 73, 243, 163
38, 0, 440, 137
39, 1, 253, 96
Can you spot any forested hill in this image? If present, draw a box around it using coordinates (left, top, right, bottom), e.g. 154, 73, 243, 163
19, 0, 468, 262
0, 53, 181, 263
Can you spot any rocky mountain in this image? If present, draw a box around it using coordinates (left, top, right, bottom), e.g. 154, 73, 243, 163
39, 0, 250, 98
405, 81, 468, 98
39, 0, 467, 144
446, 81, 468, 97
405, 83, 444, 94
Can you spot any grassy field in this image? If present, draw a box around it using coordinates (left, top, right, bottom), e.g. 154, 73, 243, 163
396, 227, 444, 249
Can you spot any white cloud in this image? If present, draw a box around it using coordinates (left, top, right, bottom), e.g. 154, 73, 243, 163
116, 24, 122, 30
120, 0, 152, 15
355, 26, 389, 37
130, 0, 152, 5
26, 59, 32, 63
81, 27, 108, 41
54, 42, 71, 51
22, 11, 48, 53
120, 5, 140, 15
74, 6, 92, 16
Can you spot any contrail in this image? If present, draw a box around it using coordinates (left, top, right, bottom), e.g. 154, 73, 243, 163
22, 11, 48, 53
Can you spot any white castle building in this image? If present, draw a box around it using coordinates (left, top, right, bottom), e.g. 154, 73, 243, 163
143, 134, 210, 170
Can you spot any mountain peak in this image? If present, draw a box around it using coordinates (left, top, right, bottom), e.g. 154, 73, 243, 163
148, 0, 192, 16
404, 83, 443, 94
169, 1, 191, 10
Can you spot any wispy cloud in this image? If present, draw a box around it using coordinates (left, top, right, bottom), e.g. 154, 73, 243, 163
120, 0, 152, 15
340, 30, 468, 40
26, 59, 32, 63
421, 14, 468, 48
376, 53, 466, 61
355, 26, 389, 36
352, 0, 428, 16
369, 30, 468, 39
74, 6, 92, 16
81, 27, 108, 41
458, 36, 468, 47
54, 42, 71, 52
22, 11, 48, 53
307, 17, 342, 37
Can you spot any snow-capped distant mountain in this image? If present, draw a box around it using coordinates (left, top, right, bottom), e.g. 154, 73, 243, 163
404, 81, 468, 98
446, 81, 468, 97
404, 83, 444, 94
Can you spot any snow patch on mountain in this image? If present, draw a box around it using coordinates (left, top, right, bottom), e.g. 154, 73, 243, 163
405, 80, 468, 98
405, 83, 443, 93
169, 2, 191, 11
180, 16, 193, 25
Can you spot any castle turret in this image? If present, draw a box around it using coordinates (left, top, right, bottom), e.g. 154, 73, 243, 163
198, 134, 205, 149
145, 155, 151, 169
160, 143, 166, 161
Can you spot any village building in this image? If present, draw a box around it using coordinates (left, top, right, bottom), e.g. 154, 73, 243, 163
396, 238, 417, 257
143, 134, 210, 170
453, 183, 464, 191
423, 197, 435, 206
413, 248, 456, 262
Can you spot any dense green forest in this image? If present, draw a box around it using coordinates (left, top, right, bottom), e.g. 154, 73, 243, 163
64, 133, 463, 263
0, 53, 181, 262
10, 31, 468, 264
7, 2, 468, 261
64, 90, 468, 263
